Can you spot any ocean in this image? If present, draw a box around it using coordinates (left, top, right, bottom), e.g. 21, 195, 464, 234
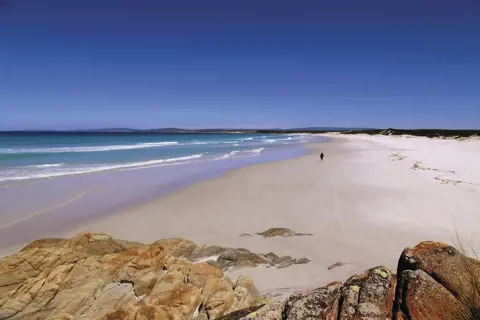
0, 132, 324, 248
0, 133, 317, 182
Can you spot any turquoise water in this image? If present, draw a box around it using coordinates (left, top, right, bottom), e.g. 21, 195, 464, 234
0, 133, 315, 182
0, 132, 324, 248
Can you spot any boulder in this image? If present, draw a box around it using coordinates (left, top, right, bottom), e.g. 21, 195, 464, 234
327, 261, 345, 270
4, 234, 480, 320
394, 269, 470, 320
281, 266, 393, 320
0, 233, 265, 320
154, 239, 309, 271
279, 241, 480, 320
295, 258, 311, 265
255, 228, 312, 238
394, 241, 480, 319
283, 282, 342, 319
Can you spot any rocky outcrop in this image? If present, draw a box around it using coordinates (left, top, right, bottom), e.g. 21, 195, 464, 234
2, 234, 479, 320
327, 261, 345, 270
394, 241, 480, 320
154, 238, 309, 270
0, 233, 265, 320
255, 228, 312, 238
221, 242, 480, 320
282, 266, 393, 320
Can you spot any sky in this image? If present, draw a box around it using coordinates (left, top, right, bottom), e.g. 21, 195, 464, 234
1, 0, 479, 130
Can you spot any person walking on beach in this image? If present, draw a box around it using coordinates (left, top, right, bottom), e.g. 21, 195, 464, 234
320, 153, 324, 161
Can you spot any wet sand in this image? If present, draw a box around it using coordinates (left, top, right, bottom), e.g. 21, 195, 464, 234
0, 146, 308, 255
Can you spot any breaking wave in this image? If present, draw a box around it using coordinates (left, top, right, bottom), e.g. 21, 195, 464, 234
0, 154, 203, 182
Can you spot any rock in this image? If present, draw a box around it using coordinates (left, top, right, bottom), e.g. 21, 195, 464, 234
279, 241, 480, 320
264, 252, 279, 262
395, 269, 470, 320
327, 261, 345, 270
338, 283, 360, 319
217, 304, 265, 320
256, 228, 297, 237
0, 232, 265, 320
20, 238, 68, 251
355, 267, 392, 319
294, 258, 310, 264
218, 300, 284, 320
207, 260, 224, 270
154, 238, 307, 271
217, 250, 271, 271
393, 241, 480, 319
7, 234, 478, 320
334, 267, 394, 319
239, 233, 254, 237
153, 238, 198, 257
282, 266, 393, 320
239, 300, 284, 320
255, 228, 311, 238
275, 257, 295, 269
283, 282, 342, 319
233, 275, 264, 313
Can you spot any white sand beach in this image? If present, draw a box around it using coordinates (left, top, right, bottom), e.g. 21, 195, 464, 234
38, 134, 478, 295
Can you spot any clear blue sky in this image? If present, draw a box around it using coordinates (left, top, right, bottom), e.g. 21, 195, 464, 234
1, 0, 479, 130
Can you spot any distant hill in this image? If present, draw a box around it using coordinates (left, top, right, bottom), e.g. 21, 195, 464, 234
289, 127, 373, 132
1, 127, 478, 137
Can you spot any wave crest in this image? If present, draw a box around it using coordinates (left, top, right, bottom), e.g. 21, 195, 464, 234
0, 142, 178, 154
27, 163, 65, 168
0, 154, 203, 182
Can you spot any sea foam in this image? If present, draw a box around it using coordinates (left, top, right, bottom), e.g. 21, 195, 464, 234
0, 154, 203, 182
0, 142, 178, 154
246, 148, 264, 154
27, 163, 65, 168
214, 151, 240, 160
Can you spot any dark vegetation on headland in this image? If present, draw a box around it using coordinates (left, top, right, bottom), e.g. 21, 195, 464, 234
340, 128, 480, 138
258, 128, 480, 137
1, 127, 479, 138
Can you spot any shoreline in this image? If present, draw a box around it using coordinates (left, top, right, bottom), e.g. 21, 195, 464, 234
2, 134, 480, 295
0, 141, 318, 257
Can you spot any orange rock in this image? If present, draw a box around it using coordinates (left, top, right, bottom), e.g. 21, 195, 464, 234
0, 233, 265, 320
394, 242, 480, 320
395, 269, 470, 320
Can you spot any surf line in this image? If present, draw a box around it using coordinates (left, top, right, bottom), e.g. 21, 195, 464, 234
1, 177, 57, 188
0, 190, 87, 230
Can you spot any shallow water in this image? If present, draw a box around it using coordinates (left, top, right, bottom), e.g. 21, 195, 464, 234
0, 133, 313, 182
0, 134, 326, 249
